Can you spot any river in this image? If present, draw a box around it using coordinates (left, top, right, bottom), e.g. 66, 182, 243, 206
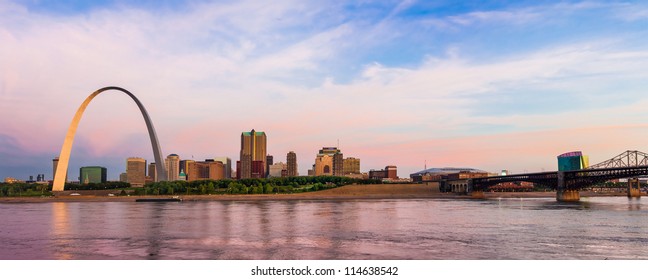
1, 197, 646, 259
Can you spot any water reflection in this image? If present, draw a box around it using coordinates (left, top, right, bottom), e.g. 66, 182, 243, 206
51, 202, 72, 260
1, 197, 647, 260
627, 198, 642, 211
144, 203, 166, 259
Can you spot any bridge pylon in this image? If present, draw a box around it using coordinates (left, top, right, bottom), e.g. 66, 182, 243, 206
470, 191, 485, 198
466, 179, 485, 198
556, 190, 580, 202
556, 171, 580, 202
627, 178, 642, 198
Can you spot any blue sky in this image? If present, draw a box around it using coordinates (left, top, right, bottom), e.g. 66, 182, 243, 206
3, 0, 648, 181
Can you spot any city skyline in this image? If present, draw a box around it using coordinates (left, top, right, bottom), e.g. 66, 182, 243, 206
4, 1, 648, 180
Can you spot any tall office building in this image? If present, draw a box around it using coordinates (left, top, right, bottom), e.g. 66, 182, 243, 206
314, 155, 333, 175
333, 153, 344, 176
79, 166, 107, 184
148, 162, 157, 182
343, 157, 361, 175
251, 160, 265, 178
238, 129, 267, 179
266, 155, 273, 177
52, 157, 58, 181
287, 151, 298, 177
214, 157, 232, 179
385, 166, 398, 179
165, 154, 180, 181
268, 162, 287, 178
314, 147, 343, 176
238, 154, 252, 180
126, 157, 147, 187
179, 159, 195, 178
119, 172, 127, 182
187, 160, 224, 181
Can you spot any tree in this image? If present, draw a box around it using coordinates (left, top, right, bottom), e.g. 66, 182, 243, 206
264, 184, 273, 194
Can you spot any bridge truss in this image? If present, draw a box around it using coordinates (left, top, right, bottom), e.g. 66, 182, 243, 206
472, 166, 648, 191
563, 166, 648, 189
587, 150, 648, 169
471, 150, 648, 192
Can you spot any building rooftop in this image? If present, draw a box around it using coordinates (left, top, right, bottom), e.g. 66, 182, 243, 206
558, 151, 583, 158
242, 131, 265, 136
318, 147, 341, 155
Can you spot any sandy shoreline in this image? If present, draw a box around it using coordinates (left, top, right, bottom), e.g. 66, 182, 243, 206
0, 183, 639, 203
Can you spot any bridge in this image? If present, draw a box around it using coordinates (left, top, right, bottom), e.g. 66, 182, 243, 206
467, 150, 647, 201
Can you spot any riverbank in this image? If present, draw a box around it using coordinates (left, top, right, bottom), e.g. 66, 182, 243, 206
0, 183, 640, 203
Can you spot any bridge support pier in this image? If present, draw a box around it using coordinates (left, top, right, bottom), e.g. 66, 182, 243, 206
466, 180, 485, 198
557, 190, 580, 202
556, 172, 580, 202
628, 178, 642, 198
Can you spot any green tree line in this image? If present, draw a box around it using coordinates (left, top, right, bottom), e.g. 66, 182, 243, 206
0, 181, 130, 197
1, 176, 380, 197
136, 176, 381, 196
0, 183, 51, 197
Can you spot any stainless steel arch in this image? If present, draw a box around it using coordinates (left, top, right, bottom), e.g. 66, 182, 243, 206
52, 86, 167, 191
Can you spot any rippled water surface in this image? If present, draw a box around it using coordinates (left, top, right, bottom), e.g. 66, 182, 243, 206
1, 197, 647, 259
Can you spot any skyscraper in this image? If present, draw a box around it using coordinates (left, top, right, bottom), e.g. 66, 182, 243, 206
165, 154, 180, 181
343, 157, 361, 175
238, 129, 267, 179
314, 147, 343, 176
214, 157, 232, 179
80, 166, 107, 184
333, 153, 344, 176
238, 154, 252, 180
126, 157, 146, 187
52, 157, 58, 181
148, 162, 157, 182
266, 154, 273, 177
287, 151, 298, 177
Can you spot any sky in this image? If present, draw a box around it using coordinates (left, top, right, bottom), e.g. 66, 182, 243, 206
3, 0, 648, 181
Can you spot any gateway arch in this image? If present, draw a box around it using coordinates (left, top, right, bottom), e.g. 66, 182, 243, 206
52, 86, 168, 191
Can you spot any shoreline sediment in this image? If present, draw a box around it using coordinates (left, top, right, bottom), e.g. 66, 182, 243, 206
0, 184, 639, 203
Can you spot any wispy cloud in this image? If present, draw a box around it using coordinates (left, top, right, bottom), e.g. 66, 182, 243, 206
3, 1, 648, 179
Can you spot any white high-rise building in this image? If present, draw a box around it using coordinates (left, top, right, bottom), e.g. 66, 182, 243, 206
268, 162, 287, 178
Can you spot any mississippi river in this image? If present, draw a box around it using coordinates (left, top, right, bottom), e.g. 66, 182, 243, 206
1, 197, 646, 259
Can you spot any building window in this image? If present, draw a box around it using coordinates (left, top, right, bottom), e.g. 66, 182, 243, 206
324, 165, 330, 174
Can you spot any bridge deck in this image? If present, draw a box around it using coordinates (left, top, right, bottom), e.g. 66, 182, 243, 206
471, 165, 648, 191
